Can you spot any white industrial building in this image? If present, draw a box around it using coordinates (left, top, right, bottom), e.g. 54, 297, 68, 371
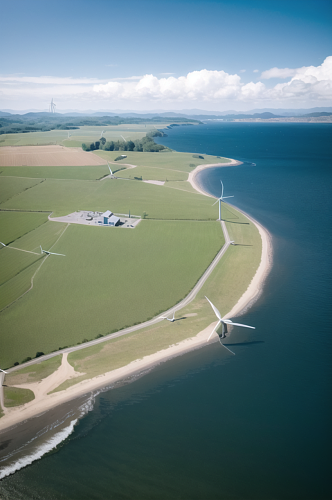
96, 210, 120, 226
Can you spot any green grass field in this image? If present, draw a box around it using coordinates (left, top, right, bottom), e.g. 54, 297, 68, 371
0, 220, 224, 367
0, 211, 49, 244
0, 177, 218, 219
96, 150, 230, 172
0, 177, 44, 205
0, 165, 109, 180
5, 355, 62, 386
0, 221, 68, 310
3, 386, 35, 407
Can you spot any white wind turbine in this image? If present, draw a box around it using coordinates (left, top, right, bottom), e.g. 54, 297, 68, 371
49, 98, 56, 113
213, 180, 234, 220
108, 163, 113, 176
160, 312, 175, 322
100, 130, 104, 138
205, 296, 255, 354
40, 246, 65, 256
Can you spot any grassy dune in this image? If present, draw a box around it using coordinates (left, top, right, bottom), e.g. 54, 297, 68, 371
96, 150, 230, 172
5, 355, 62, 386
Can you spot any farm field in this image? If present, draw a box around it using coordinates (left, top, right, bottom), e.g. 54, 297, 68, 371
0, 124, 172, 148
0, 220, 224, 367
0, 145, 107, 167
0, 165, 109, 180
0, 176, 218, 219
0, 211, 48, 244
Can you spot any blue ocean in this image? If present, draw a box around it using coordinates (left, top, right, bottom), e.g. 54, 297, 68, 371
0, 122, 331, 499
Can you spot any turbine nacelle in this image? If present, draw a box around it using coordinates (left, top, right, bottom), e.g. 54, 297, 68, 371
160, 312, 175, 322
40, 245, 65, 256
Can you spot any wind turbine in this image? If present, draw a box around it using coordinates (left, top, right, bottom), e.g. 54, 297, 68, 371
67, 131, 70, 139
100, 130, 104, 138
40, 245, 65, 256
49, 98, 56, 113
213, 180, 234, 220
205, 296, 255, 354
108, 163, 113, 176
160, 312, 175, 322
0, 368, 8, 374
0, 242, 6, 247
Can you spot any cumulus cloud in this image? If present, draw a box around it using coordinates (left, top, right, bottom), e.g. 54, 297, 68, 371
1, 57, 331, 109
266, 56, 332, 100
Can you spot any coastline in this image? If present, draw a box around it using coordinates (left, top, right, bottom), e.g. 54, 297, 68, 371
0, 157, 272, 434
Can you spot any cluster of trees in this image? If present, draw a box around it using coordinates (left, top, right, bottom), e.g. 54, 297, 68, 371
82, 130, 168, 153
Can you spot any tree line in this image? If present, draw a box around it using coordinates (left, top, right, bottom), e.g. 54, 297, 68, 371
82, 130, 168, 153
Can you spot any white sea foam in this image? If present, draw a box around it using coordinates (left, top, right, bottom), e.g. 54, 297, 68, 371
0, 419, 77, 480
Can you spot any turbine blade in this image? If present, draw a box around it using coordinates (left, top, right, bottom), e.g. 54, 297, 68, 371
220, 341, 236, 355
205, 296, 223, 321
212, 199, 220, 206
207, 321, 221, 341
220, 180, 223, 198
222, 196, 234, 199
228, 322, 255, 329
0, 242, 6, 246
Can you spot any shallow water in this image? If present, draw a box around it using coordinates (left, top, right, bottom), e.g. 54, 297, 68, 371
0, 123, 331, 499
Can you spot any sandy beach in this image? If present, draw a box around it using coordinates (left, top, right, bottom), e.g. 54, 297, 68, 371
0, 158, 272, 433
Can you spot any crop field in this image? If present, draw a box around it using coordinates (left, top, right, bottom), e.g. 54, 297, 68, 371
0, 220, 224, 367
0, 211, 48, 244
0, 220, 68, 311
0, 165, 109, 180
0, 177, 218, 219
0, 145, 107, 167
0, 177, 44, 205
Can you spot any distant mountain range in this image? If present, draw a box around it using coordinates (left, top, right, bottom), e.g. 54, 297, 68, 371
1, 107, 332, 119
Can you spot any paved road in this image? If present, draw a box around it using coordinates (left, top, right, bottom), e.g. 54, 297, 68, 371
5, 220, 231, 375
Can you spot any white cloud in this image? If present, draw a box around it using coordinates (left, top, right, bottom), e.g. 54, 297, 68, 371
240, 69, 246, 73
253, 69, 259, 73
1, 57, 332, 109
261, 67, 297, 79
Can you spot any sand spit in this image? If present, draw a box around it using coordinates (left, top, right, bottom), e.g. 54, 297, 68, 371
0, 158, 272, 432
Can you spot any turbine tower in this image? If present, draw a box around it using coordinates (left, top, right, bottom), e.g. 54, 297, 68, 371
205, 296, 255, 354
213, 180, 234, 220
49, 98, 56, 113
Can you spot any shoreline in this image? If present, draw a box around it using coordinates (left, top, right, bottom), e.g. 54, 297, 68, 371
0, 158, 272, 434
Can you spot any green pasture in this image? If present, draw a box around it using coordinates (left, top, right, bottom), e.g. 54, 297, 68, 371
0, 177, 44, 205
54, 207, 262, 392
0, 165, 109, 180
0, 211, 48, 244
0, 221, 68, 310
3, 387, 35, 407
0, 177, 218, 219
0, 220, 224, 368
95, 150, 230, 172
0, 124, 170, 148
5, 355, 62, 386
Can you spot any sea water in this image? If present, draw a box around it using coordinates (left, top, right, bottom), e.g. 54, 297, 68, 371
0, 123, 331, 499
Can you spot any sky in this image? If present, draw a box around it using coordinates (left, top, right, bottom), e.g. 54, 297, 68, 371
1, 0, 332, 112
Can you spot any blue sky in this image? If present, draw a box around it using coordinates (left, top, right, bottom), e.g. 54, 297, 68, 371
1, 0, 332, 111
